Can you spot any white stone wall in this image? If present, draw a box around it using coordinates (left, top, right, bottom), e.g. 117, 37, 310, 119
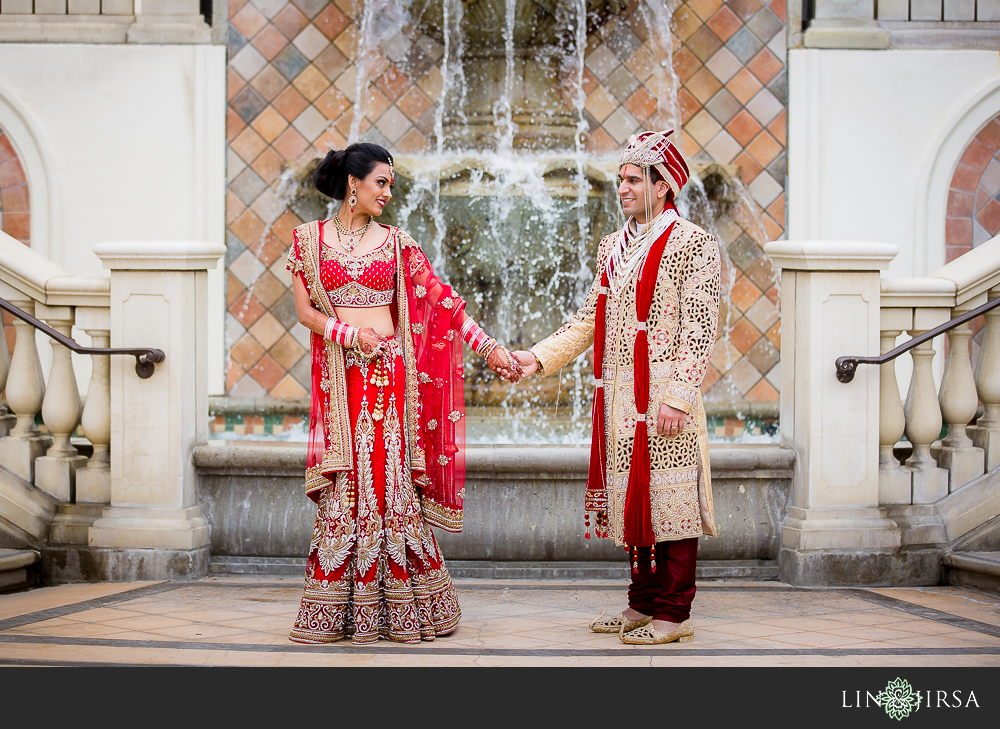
787, 48, 1000, 277
0, 43, 227, 395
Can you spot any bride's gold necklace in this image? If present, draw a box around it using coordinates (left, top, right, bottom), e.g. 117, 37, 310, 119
332, 213, 372, 253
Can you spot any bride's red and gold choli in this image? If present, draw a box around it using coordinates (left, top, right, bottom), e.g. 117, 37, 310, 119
285, 220, 476, 645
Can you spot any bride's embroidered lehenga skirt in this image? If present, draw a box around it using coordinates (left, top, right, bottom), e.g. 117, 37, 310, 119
289, 338, 461, 645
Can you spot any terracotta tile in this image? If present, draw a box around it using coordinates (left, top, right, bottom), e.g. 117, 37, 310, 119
673, 46, 702, 83
586, 127, 618, 155
226, 191, 246, 225
765, 320, 780, 348
960, 139, 993, 172
251, 107, 290, 144
231, 208, 266, 245
688, 0, 724, 20
249, 353, 286, 391
250, 66, 289, 102
314, 127, 348, 153
731, 0, 764, 20
706, 7, 743, 42
731, 274, 763, 312
252, 25, 289, 61
0, 158, 25, 188
270, 332, 307, 370
2, 212, 30, 241
228, 67, 247, 102
727, 110, 762, 146
293, 65, 331, 101
397, 86, 433, 122
224, 360, 243, 390
945, 244, 972, 262
271, 374, 308, 398
701, 365, 722, 392
976, 119, 1000, 153
227, 107, 247, 143
314, 4, 349, 39
725, 68, 761, 105
730, 317, 763, 353
272, 209, 303, 244
249, 311, 286, 349
270, 86, 307, 123
230, 127, 266, 164
272, 3, 309, 39
766, 110, 786, 145
679, 132, 702, 160
333, 24, 360, 59
686, 109, 722, 146
584, 86, 618, 123
226, 272, 245, 307
686, 67, 723, 104
272, 126, 310, 160
230, 86, 269, 124
977, 199, 1000, 235
678, 88, 701, 124
229, 0, 247, 19
1, 184, 29, 212
229, 289, 266, 329
976, 186, 994, 213
947, 190, 975, 217
625, 46, 656, 83
231, 3, 267, 39
0, 134, 14, 165
313, 46, 349, 83
766, 193, 785, 226
686, 26, 723, 63
396, 128, 431, 154
376, 66, 411, 102
363, 86, 392, 122
746, 378, 779, 401
251, 231, 287, 266
733, 151, 762, 183
624, 87, 657, 122
763, 214, 783, 240
769, 0, 787, 21
746, 48, 782, 84
746, 130, 781, 166
950, 163, 980, 193
673, 6, 703, 41
765, 285, 780, 308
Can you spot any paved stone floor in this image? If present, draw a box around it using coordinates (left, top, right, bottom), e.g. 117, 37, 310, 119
1, 577, 999, 666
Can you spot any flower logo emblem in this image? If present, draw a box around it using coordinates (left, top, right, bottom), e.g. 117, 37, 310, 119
877, 678, 921, 720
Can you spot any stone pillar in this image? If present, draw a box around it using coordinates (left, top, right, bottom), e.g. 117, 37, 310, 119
804, 0, 890, 49
936, 314, 985, 491
765, 241, 901, 586
75, 306, 112, 505
876, 329, 911, 504
904, 335, 950, 503
0, 309, 15, 438
86, 241, 225, 581
970, 290, 1000, 470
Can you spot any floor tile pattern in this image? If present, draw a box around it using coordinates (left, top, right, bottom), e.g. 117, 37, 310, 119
946, 114, 1000, 263
1, 578, 999, 666
223, 0, 788, 407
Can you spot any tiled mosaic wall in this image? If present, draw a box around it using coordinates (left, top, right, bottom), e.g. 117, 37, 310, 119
945, 114, 1000, 262
223, 0, 787, 408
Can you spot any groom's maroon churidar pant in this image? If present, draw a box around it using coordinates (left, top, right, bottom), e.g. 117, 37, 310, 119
627, 537, 699, 623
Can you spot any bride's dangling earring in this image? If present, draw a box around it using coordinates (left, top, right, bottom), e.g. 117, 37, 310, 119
349, 187, 358, 213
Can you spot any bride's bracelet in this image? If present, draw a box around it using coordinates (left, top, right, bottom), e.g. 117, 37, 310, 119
324, 317, 359, 348
460, 317, 490, 354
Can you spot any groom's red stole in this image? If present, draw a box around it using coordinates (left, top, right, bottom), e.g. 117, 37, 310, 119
587, 218, 677, 548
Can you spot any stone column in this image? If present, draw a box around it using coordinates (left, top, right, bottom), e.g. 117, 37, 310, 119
86, 241, 225, 581
876, 329, 911, 504
75, 306, 112, 505
936, 313, 985, 491
764, 241, 901, 586
969, 290, 1000, 470
0, 311, 14, 438
804, 0, 890, 49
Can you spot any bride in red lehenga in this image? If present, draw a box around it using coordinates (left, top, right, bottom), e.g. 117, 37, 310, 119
285, 143, 521, 645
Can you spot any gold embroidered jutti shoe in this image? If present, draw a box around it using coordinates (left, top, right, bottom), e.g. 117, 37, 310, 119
619, 619, 695, 645
589, 611, 652, 634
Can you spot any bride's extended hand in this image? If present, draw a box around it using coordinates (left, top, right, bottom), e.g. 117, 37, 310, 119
357, 327, 387, 356
487, 345, 524, 383
511, 350, 538, 378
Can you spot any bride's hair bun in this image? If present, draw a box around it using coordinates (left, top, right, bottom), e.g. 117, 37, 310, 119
313, 143, 394, 201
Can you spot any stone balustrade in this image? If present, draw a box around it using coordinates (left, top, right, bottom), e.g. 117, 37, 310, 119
805, 0, 1000, 47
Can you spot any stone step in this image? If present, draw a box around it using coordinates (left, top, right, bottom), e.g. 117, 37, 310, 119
943, 551, 1000, 593
0, 548, 39, 592
209, 556, 779, 581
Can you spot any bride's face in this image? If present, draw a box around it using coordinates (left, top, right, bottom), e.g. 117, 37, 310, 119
349, 162, 394, 217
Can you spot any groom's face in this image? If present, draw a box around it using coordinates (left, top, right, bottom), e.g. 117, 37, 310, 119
617, 164, 647, 219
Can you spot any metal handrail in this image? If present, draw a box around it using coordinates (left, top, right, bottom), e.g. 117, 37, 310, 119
835, 295, 1000, 383
0, 296, 164, 379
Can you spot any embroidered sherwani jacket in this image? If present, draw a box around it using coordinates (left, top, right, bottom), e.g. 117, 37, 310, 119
531, 217, 721, 545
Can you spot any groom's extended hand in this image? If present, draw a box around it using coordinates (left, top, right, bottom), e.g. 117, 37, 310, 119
511, 351, 538, 378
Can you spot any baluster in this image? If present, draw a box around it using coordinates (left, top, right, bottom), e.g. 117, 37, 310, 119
936, 313, 985, 491
879, 329, 911, 503
0, 316, 15, 437
75, 315, 111, 504
34, 306, 87, 502
0, 296, 50, 483
904, 334, 949, 503
970, 289, 1000, 470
